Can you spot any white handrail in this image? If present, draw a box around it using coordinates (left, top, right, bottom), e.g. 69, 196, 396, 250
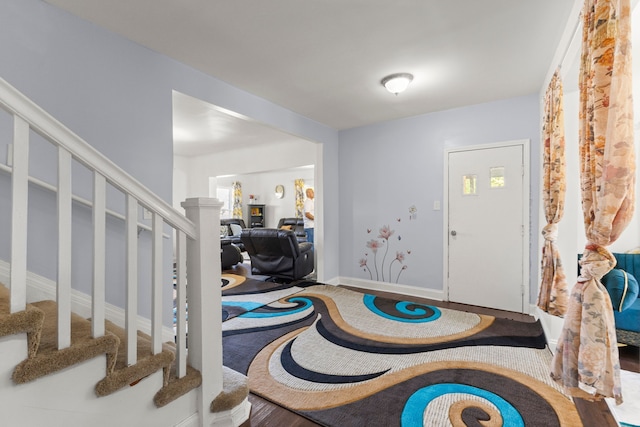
0, 77, 195, 239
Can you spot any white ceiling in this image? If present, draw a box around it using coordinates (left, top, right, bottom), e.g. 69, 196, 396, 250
44, 0, 577, 155
171, 91, 309, 157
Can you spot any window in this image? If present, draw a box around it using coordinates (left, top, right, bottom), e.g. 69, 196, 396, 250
490, 167, 505, 188
462, 174, 477, 195
216, 187, 232, 219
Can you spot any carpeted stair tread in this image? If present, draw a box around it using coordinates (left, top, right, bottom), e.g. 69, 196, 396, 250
94, 320, 175, 397
210, 366, 249, 413
0, 284, 45, 359
12, 299, 119, 384
153, 364, 202, 408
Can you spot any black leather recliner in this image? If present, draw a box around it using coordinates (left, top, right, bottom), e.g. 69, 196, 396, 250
240, 228, 314, 280
277, 217, 307, 243
220, 239, 243, 270
221, 218, 247, 251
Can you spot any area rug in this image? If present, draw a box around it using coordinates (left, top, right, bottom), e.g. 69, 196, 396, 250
221, 274, 307, 321
607, 369, 640, 427
173, 274, 309, 327
222, 284, 582, 426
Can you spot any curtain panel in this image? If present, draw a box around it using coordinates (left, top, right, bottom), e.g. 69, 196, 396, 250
537, 70, 569, 317
232, 181, 243, 219
295, 179, 305, 218
551, 0, 635, 405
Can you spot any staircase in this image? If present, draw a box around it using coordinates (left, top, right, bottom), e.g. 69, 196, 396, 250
0, 77, 249, 427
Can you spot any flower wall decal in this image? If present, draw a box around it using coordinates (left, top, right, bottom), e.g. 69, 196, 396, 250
359, 220, 412, 283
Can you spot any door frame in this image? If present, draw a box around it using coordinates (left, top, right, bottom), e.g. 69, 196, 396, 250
442, 139, 530, 312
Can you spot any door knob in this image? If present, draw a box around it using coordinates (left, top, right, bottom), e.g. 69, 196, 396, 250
450, 230, 457, 236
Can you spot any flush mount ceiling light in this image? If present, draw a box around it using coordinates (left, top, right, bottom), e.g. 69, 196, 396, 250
381, 73, 413, 95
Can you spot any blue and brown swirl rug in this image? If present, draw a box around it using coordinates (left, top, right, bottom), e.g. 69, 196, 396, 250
221, 274, 313, 321
222, 284, 583, 426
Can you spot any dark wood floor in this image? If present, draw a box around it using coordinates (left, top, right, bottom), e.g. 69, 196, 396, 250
232, 274, 639, 427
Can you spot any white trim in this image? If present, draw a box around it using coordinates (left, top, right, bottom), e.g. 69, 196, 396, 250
314, 142, 325, 283
174, 413, 200, 427
322, 276, 341, 286
336, 276, 444, 301
0, 260, 175, 343
443, 139, 531, 314
211, 398, 251, 427
535, 307, 564, 353
528, 303, 540, 318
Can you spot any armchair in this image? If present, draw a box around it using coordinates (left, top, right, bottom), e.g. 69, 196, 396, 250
578, 252, 640, 346
277, 217, 307, 243
221, 239, 243, 270
240, 228, 314, 280
221, 218, 247, 251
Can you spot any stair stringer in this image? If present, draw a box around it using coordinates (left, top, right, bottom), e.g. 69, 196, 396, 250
0, 337, 199, 427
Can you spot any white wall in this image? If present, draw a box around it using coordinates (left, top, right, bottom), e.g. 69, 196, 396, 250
174, 138, 316, 206
338, 95, 541, 295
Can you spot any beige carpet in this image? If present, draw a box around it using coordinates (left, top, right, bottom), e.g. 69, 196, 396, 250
1, 283, 203, 408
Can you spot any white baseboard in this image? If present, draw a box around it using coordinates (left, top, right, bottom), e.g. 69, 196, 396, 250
211, 398, 251, 427
175, 413, 199, 427
534, 306, 564, 353
0, 260, 175, 342
321, 276, 341, 286
335, 276, 444, 301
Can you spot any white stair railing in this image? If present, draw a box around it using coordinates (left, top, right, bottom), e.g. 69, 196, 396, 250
10, 116, 29, 314
0, 76, 221, 422
182, 198, 223, 424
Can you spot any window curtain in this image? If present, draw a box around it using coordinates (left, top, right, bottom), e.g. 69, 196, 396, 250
551, 0, 635, 405
232, 181, 243, 219
537, 70, 569, 317
294, 179, 305, 218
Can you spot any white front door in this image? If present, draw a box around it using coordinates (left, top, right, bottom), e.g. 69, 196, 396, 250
445, 141, 528, 313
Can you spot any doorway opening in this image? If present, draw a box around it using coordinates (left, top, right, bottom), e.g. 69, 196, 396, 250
170, 91, 324, 279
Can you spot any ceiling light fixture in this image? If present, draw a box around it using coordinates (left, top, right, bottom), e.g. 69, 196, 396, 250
381, 73, 413, 95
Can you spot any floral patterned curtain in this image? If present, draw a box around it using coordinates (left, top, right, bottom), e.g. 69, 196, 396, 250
537, 70, 569, 317
294, 179, 305, 218
232, 181, 243, 219
551, 0, 635, 405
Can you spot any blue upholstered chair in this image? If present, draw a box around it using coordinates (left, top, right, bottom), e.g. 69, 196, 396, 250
579, 253, 640, 346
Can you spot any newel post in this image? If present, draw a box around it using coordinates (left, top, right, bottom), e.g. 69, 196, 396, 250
181, 197, 223, 426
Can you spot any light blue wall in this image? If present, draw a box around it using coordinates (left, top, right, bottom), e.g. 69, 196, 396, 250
338, 95, 541, 301
0, 0, 339, 321
0, 0, 545, 314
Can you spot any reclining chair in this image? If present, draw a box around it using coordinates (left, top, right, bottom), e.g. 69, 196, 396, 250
220, 239, 243, 270
277, 217, 307, 243
240, 228, 314, 280
221, 218, 247, 251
